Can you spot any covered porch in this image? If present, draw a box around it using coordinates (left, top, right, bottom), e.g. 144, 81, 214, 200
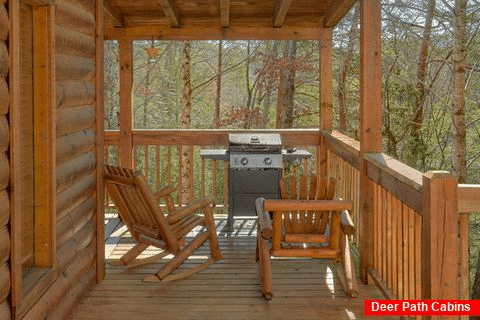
74, 126, 479, 318
85, 0, 479, 318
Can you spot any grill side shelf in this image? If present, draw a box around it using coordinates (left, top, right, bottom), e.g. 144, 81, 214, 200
200, 149, 228, 161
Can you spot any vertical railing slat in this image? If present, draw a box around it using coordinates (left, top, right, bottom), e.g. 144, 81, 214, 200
178, 144, 183, 206
156, 145, 160, 191
201, 151, 205, 197
223, 161, 228, 211
189, 146, 194, 203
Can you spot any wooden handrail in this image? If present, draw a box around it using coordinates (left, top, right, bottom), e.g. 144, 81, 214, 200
458, 184, 480, 213
106, 128, 321, 146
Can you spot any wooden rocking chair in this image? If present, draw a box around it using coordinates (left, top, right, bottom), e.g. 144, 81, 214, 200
256, 174, 359, 299
104, 165, 222, 282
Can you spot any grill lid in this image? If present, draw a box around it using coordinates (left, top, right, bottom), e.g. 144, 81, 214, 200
228, 133, 282, 147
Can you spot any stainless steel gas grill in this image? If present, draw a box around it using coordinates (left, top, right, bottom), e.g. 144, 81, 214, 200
227, 133, 282, 231
200, 133, 311, 232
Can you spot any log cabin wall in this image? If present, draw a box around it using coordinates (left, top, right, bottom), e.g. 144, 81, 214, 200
2, 0, 101, 319
0, 0, 11, 318
22, 0, 98, 318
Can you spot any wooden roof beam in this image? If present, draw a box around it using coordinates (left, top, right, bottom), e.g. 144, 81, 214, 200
220, 0, 230, 27
104, 0, 124, 27
105, 24, 332, 41
323, 0, 357, 27
273, 0, 293, 27
157, 0, 180, 27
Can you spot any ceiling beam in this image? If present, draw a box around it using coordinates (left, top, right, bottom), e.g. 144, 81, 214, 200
323, 0, 357, 27
105, 24, 332, 41
104, 0, 124, 27
157, 0, 180, 27
273, 0, 293, 27
220, 0, 230, 27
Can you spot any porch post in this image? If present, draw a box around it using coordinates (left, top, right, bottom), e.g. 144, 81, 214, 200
319, 29, 332, 178
95, 0, 105, 282
358, 0, 382, 283
421, 171, 459, 300
119, 39, 133, 168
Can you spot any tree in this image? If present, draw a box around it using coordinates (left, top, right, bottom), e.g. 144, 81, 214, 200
181, 41, 192, 203
405, 0, 436, 168
283, 40, 297, 128
452, 0, 467, 183
214, 40, 223, 128
337, 5, 358, 133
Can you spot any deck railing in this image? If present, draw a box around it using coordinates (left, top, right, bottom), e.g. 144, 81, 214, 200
105, 129, 321, 212
321, 130, 480, 302
104, 128, 480, 301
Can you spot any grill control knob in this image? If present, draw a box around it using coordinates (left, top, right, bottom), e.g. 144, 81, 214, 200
240, 158, 248, 166
264, 157, 272, 165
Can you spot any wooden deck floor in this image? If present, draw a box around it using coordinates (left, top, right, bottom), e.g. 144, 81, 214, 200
71, 214, 385, 320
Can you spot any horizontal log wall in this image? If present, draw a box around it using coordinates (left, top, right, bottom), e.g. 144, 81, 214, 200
11, 0, 98, 319
0, 0, 9, 318
47, 0, 98, 318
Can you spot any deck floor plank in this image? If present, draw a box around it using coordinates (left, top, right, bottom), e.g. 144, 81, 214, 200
71, 216, 387, 320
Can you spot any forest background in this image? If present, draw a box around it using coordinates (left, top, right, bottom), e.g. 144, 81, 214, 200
103, 0, 480, 294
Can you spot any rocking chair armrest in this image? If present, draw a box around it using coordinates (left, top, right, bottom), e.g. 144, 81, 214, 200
152, 187, 177, 202
166, 196, 213, 224
256, 198, 273, 240
341, 209, 356, 236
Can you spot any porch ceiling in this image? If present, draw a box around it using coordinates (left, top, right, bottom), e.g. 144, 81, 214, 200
104, 0, 356, 40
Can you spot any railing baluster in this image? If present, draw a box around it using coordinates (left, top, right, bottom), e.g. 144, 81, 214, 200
392, 193, 399, 298
212, 160, 217, 207
402, 202, 409, 299
133, 145, 138, 170
201, 149, 205, 197
156, 145, 160, 191
386, 192, 392, 292
223, 161, 228, 211
167, 145, 171, 188
178, 144, 183, 206
189, 145, 194, 203
414, 211, 421, 299
144, 144, 149, 182
408, 206, 415, 299
396, 197, 403, 299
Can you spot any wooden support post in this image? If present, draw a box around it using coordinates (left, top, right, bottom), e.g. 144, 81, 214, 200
95, 0, 106, 283
358, 0, 382, 284
119, 39, 133, 168
421, 171, 458, 301
319, 30, 332, 179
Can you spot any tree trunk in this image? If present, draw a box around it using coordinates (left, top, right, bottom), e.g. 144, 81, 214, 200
406, 0, 435, 168
283, 40, 296, 128
246, 40, 253, 110
275, 42, 287, 128
338, 5, 358, 134
263, 41, 278, 120
452, 0, 467, 183
181, 41, 191, 203
214, 40, 223, 128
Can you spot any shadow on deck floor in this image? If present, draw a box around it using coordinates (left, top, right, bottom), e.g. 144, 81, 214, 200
71, 215, 387, 320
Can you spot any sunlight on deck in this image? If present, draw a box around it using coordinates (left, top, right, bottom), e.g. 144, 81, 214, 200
71, 215, 385, 320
